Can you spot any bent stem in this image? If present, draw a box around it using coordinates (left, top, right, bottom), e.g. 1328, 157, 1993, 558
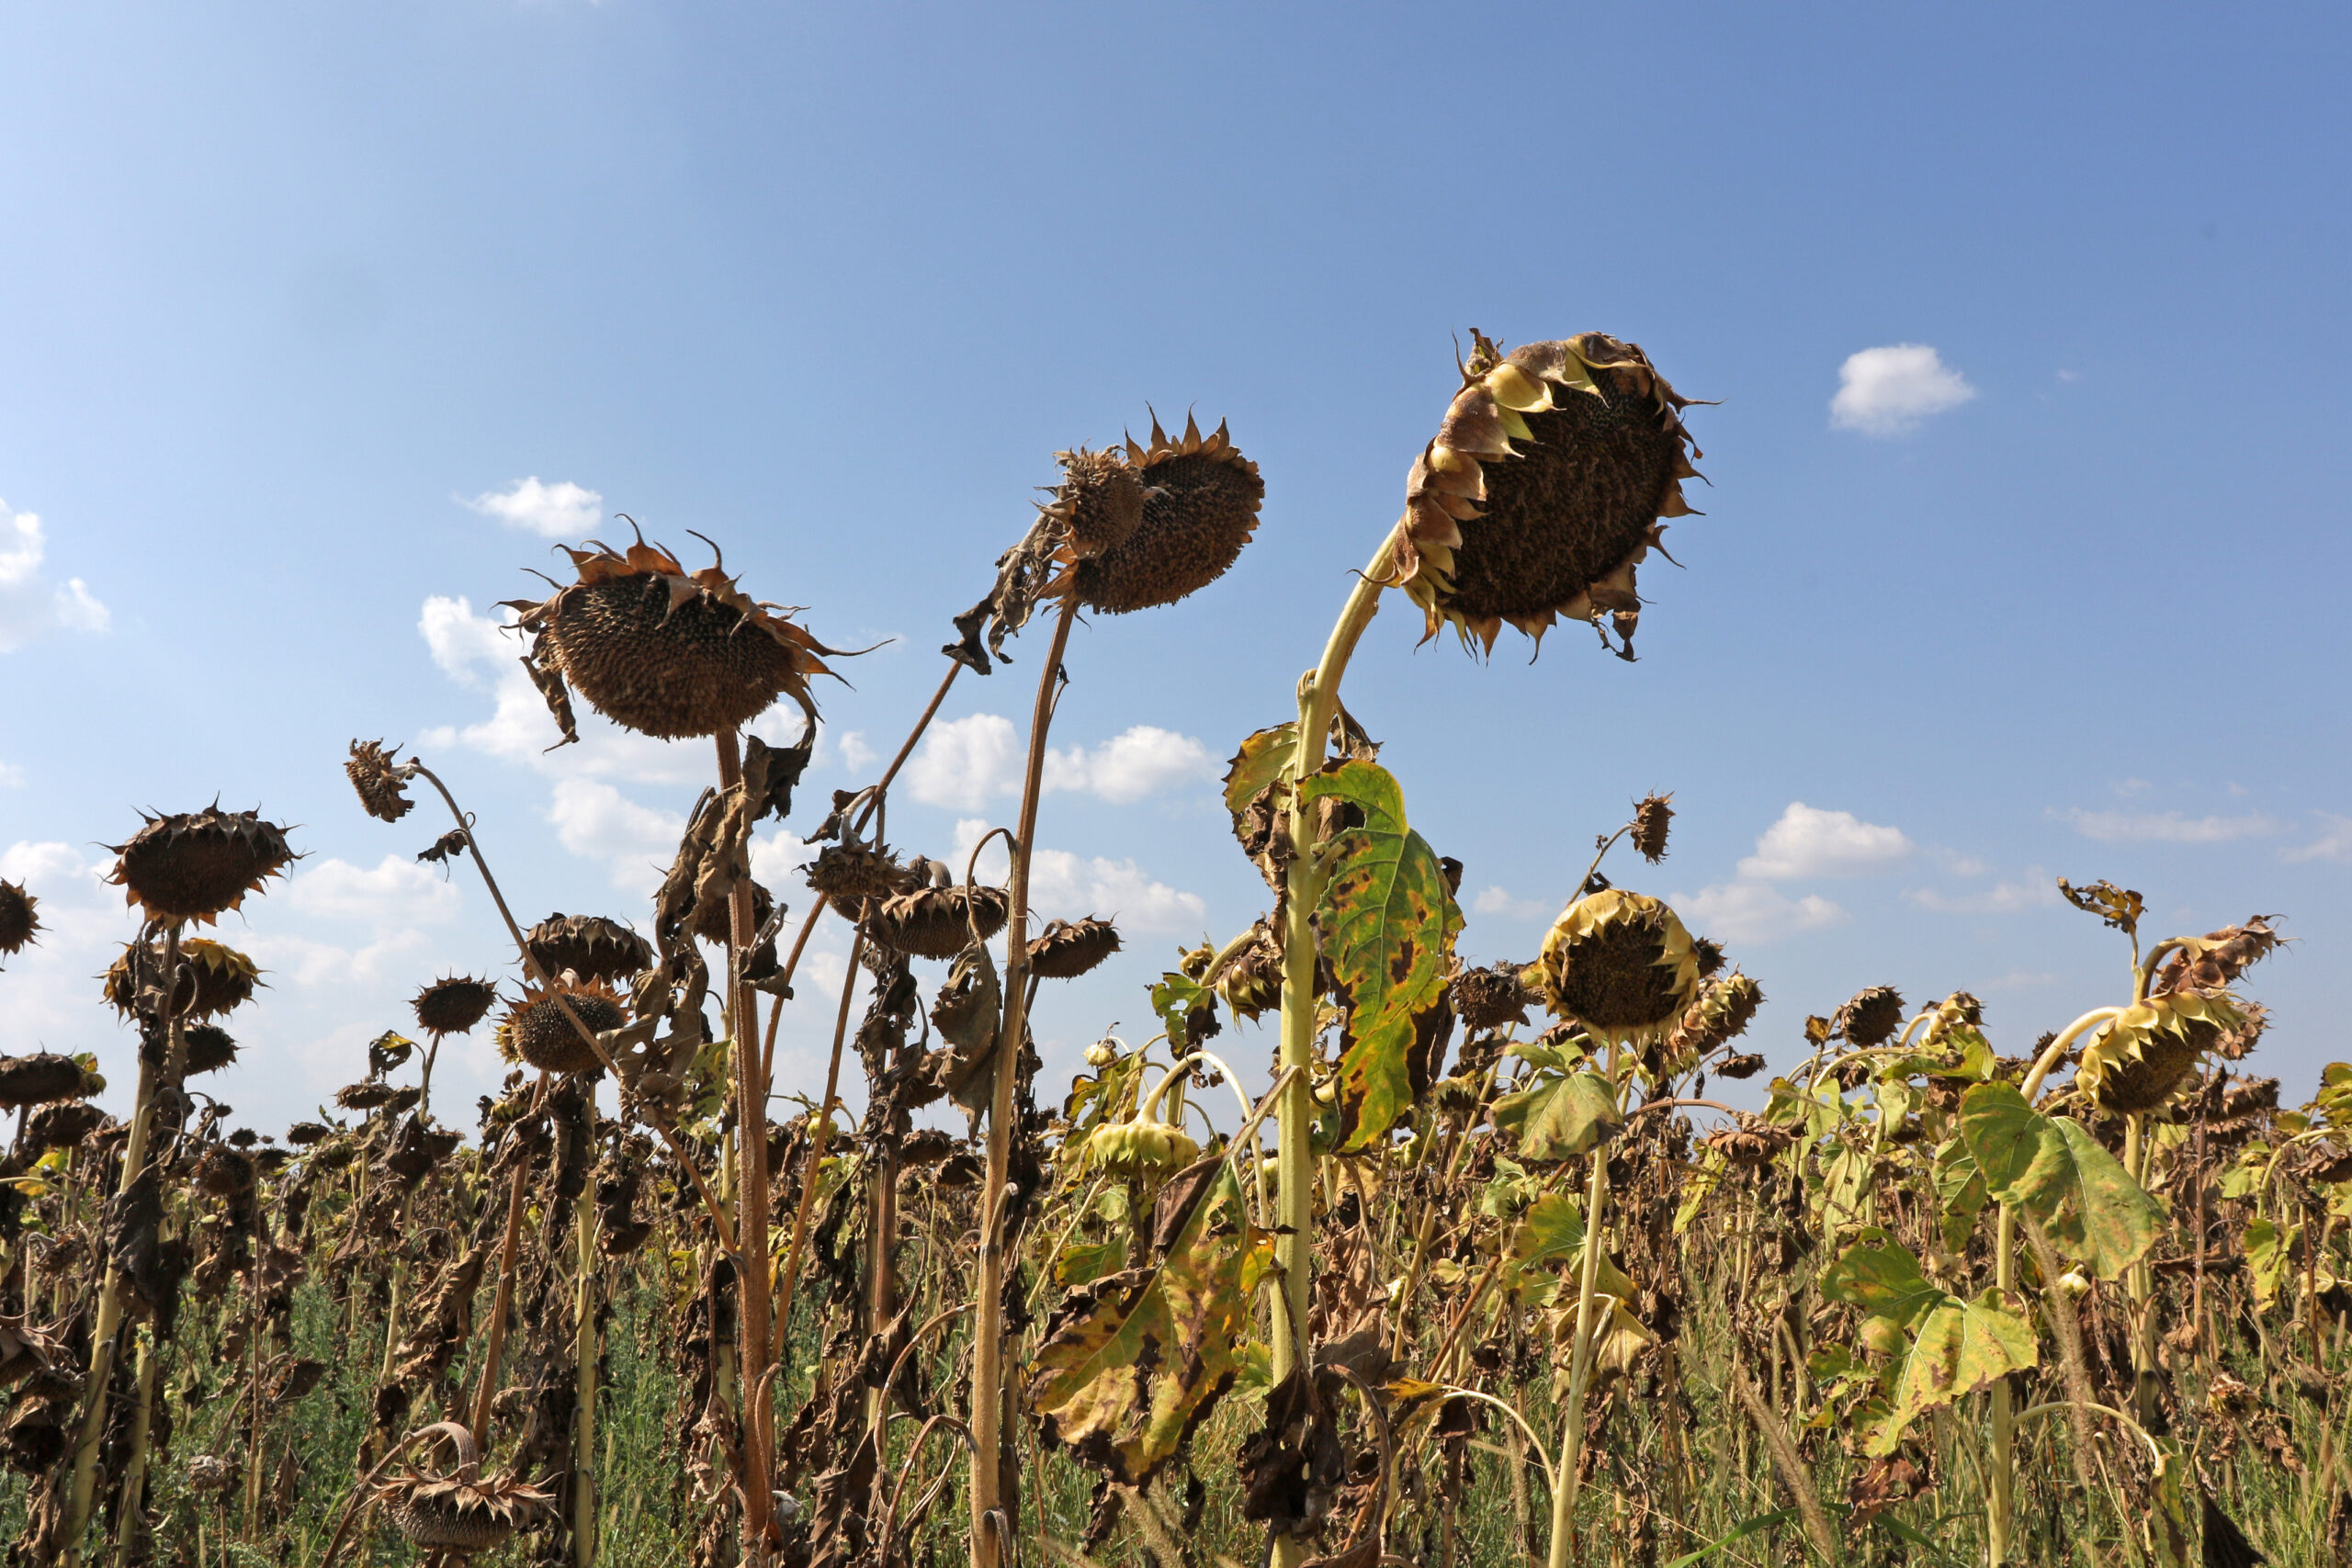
970, 590, 1081, 1568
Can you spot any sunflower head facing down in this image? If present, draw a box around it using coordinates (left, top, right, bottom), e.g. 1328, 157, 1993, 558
506, 529, 848, 742
1394, 331, 1702, 659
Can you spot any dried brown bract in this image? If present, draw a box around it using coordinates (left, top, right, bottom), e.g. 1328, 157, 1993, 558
107, 806, 298, 926
506, 532, 847, 741
1395, 330, 1702, 656
345, 739, 416, 822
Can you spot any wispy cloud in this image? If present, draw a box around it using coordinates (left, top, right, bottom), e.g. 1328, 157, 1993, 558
0, 502, 110, 653
462, 477, 604, 538
905, 714, 1216, 811
1829, 344, 1976, 436
1905, 869, 2059, 914
953, 818, 1206, 932
2061, 808, 2278, 844
2285, 812, 2352, 864
1472, 886, 1551, 920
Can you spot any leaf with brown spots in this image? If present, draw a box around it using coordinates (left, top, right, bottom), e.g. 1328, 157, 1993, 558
1029, 1160, 1268, 1484
1301, 761, 1464, 1152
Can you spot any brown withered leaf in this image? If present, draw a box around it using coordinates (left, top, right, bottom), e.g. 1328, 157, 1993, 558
1030, 1158, 1266, 1485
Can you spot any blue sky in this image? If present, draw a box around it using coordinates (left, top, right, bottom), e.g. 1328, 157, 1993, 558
3, 3, 2346, 1131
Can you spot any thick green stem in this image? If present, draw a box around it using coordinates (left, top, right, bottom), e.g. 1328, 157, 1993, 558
1271, 530, 1396, 1568
971, 591, 1081, 1568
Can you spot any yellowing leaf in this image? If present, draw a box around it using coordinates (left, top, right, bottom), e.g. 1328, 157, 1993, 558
1821, 1229, 1947, 1331
1958, 1083, 2162, 1280
1222, 723, 1297, 823
1492, 1069, 1623, 1162
1864, 1291, 2038, 1457
1301, 761, 1463, 1151
1029, 1163, 1267, 1484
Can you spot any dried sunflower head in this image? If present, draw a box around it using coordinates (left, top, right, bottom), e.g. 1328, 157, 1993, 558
1668, 971, 1764, 1062
1073, 414, 1265, 614
107, 807, 297, 927
1536, 889, 1700, 1046
0, 881, 38, 963
1394, 331, 1702, 657
1832, 986, 1905, 1050
25, 1102, 105, 1151
1044, 446, 1145, 561
1026, 917, 1122, 980
1450, 961, 1534, 1032
525, 913, 651, 987
183, 1024, 237, 1077
2075, 990, 2246, 1116
345, 740, 416, 823
505, 531, 846, 741
865, 885, 1010, 961
806, 841, 913, 906
374, 1423, 555, 1555
0, 1055, 96, 1110
1630, 794, 1674, 863
1216, 928, 1285, 1022
498, 979, 628, 1076
102, 939, 262, 1021
412, 976, 499, 1039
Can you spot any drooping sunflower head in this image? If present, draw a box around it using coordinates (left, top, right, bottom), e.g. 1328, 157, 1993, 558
865, 884, 1010, 961
1536, 888, 1701, 1045
101, 938, 263, 1021
345, 740, 416, 823
184, 1024, 238, 1077
505, 530, 846, 741
1044, 447, 1146, 562
1668, 970, 1764, 1062
1832, 986, 1906, 1050
1450, 961, 1535, 1033
2075, 990, 2245, 1116
107, 807, 298, 927
1394, 331, 1702, 657
1026, 917, 1122, 980
374, 1424, 555, 1555
0, 1054, 97, 1110
497, 978, 628, 1075
412, 975, 499, 1040
525, 913, 652, 987
1073, 414, 1265, 615
0, 880, 39, 962
1630, 794, 1675, 863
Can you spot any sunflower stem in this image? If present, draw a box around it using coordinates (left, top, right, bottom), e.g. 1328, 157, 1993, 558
1269, 528, 1396, 1565
971, 589, 1081, 1568
468, 1076, 545, 1448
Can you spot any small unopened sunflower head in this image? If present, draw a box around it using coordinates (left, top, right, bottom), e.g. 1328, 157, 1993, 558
2075, 989, 2246, 1116
345, 740, 416, 823
412, 975, 499, 1039
107, 807, 298, 927
0, 880, 40, 962
1394, 331, 1702, 657
506, 532, 847, 741
1073, 414, 1265, 614
1537, 889, 1701, 1046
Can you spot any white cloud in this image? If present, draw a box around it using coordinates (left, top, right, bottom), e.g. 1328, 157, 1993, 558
1738, 803, 1913, 881
0, 502, 110, 653
838, 731, 879, 773
908, 716, 1216, 811
1472, 886, 1550, 920
1046, 727, 1216, 804
906, 715, 1023, 811
0, 761, 23, 787
1905, 870, 2059, 914
242, 927, 434, 991
545, 779, 686, 895
1677, 881, 1846, 945
2062, 808, 2278, 845
462, 477, 605, 538
1829, 344, 1976, 436
2285, 813, 2352, 864
283, 855, 462, 928
950, 817, 1204, 932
